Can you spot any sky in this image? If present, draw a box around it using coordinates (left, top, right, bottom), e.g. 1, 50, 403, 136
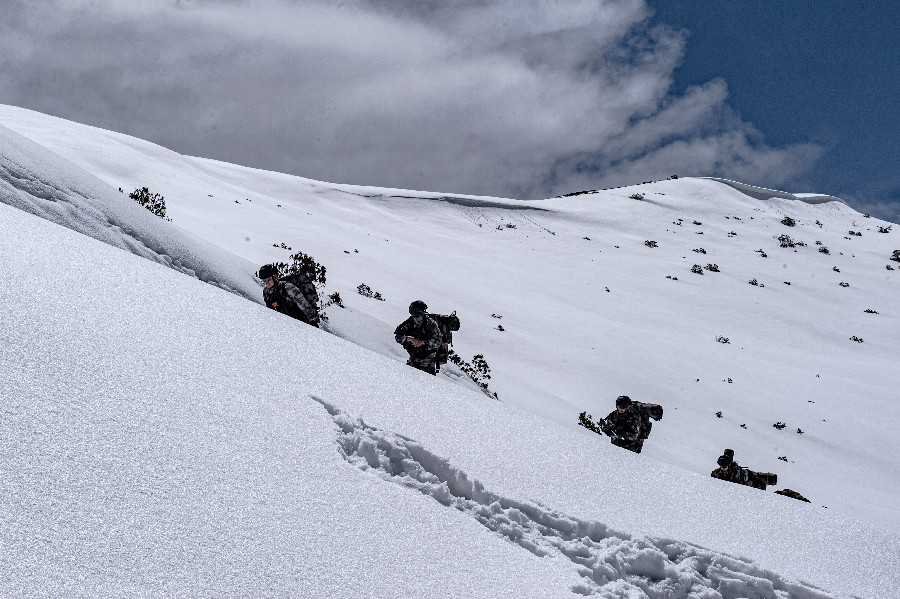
0, 0, 896, 221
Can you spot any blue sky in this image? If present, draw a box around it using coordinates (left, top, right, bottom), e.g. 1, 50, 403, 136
1, 1, 896, 221
647, 1, 899, 221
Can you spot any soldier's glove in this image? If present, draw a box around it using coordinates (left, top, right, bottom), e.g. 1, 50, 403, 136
407, 337, 424, 347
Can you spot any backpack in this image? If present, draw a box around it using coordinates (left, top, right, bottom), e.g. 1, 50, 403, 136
632, 401, 663, 439
634, 401, 663, 421
427, 311, 460, 364
284, 267, 319, 309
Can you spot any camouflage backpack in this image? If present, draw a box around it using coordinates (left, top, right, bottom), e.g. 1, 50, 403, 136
284, 266, 319, 309
428, 311, 460, 364
632, 401, 663, 439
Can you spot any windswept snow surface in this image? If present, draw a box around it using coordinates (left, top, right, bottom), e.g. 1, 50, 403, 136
1, 105, 899, 596
0, 122, 260, 301
2, 105, 897, 535
2, 202, 897, 598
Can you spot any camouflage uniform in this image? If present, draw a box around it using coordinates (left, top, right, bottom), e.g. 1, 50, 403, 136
603, 406, 647, 453
263, 279, 319, 327
394, 313, 442, 375
710, 463, 768, 489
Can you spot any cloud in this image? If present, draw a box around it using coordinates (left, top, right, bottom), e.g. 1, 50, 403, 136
0, 0, 824, 199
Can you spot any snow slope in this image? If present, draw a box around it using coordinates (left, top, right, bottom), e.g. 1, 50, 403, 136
2, 197, 897, 599
1, 105, 899, 596
2, 105, 896, 534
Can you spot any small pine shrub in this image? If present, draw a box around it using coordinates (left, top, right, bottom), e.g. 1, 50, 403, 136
819, 246, 830, 254
629, 193, 645, 200
325, 292, 344, 308
773, 422, 786, 430
890, 250, 900, 262
578, 412, 604, 436
691, 264, 703, 275
356, 283, 385, 300
778, 234, 795, 248
449, 351, 493, 391
781, 216, 796, 227
877, 225, 892, 233
693, 248, 706, 254
748, 278, 758, 286
704, 263, 720, 272
850, 335, 864, 343
716, 336, 730, 344
127, 187, 168, 219
644, 240, 658, 248
272, 252, 326, 287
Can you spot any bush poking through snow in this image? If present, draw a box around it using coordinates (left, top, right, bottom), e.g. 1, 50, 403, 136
644, 240, 658, 248
850, 336, 864, 343
704, 263, 720, 272
693, 248, 707, 254
864, 309, 879, 314
890, 250, 900, 262
818, 246, 830, 255
324, 292, 344, 308
126, 187, 169, 220
773, 422, 787, 430
777, 234, 804, 248
449, 351, 494, 393
577, 412, 608, 437
356, 283, 384, 301
877, 225, 892, 233
748, 279, 759, 286
691, 265, 703, 275
276, 252, 326, 285
629, 193, 645, 200
838, 282, 849, 288
781, 216, 796, 227
716, 336, 730, 344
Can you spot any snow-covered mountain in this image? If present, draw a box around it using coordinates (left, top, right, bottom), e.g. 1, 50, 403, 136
1, 105, 898, 598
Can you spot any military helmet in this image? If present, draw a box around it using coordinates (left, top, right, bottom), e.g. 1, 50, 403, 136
717, 453, 733, 468
409, 300, 428, 315
257, 263, 277, 280
615, 395, 633, 409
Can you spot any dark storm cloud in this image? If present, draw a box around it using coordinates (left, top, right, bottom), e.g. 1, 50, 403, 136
0, 0, 822, 199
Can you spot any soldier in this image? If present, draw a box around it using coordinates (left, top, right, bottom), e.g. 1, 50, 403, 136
710, 449, 777, 490
258, 263, 319, 327
602, 395, 655, 454
394, 300, 442, 375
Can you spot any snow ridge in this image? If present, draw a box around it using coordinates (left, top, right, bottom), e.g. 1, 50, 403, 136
314, 397, 840, 599
0, 124, 261, 301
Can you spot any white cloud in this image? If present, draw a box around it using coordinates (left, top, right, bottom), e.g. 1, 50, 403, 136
0, 0, 823, 199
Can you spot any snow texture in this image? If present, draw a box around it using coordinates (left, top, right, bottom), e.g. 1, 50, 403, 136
0, 121, 260, 301
1, 104, 898, 598
317, 396, 838, 599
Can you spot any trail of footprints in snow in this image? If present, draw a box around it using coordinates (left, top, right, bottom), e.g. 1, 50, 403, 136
312, 397, 836, 599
